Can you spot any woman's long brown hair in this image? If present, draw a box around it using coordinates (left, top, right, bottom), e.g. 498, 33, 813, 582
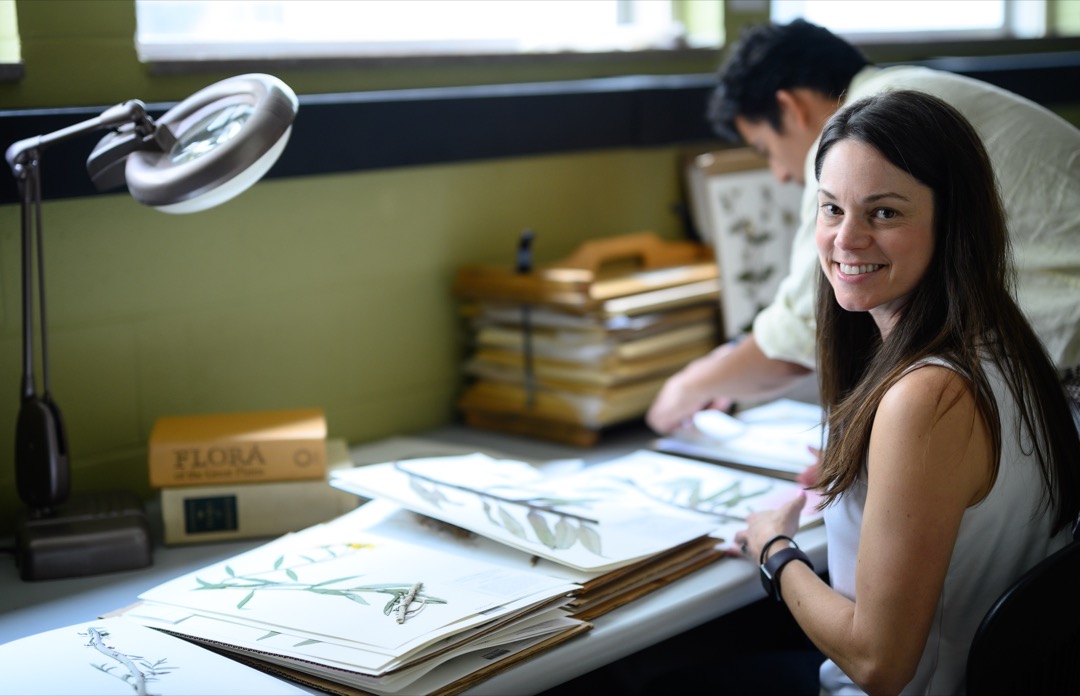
812, 90, 1080, 535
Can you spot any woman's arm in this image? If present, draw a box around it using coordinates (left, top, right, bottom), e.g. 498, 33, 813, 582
738, 365, 992, 695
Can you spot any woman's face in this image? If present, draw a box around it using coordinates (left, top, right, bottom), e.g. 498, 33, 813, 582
815, 139, 936, 339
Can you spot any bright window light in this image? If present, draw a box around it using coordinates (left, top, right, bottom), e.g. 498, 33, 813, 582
771, 0, 1046, 40
135, 0, 695, 62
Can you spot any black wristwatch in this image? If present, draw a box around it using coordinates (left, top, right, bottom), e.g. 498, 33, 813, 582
759, 535, 814, 602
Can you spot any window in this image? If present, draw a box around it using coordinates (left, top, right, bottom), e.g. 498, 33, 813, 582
135, 0, 720, 63
0, 0, 19, 63
771, 0, 1048, 41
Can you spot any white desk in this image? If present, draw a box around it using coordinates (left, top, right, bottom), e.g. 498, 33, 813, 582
0, 423, 826, 695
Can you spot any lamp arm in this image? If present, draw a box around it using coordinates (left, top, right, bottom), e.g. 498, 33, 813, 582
6, 100, 162, 514
5, 100, 171, 176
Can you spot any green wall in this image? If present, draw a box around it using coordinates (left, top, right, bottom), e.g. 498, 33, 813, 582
0, 2, 726, 536
0, 1, 1077, 537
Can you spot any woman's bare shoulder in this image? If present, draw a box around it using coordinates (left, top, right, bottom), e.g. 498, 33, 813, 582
878, 362, 973, 426
871, 362, 990, 504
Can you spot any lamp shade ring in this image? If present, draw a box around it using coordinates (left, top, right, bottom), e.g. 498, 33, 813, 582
120, 73, 298, 213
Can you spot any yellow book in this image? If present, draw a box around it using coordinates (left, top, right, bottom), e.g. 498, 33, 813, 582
148, 408, 327, 488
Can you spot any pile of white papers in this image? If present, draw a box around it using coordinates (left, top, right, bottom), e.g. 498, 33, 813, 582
654, 398, 825, 479
329, 448, 822, 620
330, 451, 724, 573
114, 515, 585, 695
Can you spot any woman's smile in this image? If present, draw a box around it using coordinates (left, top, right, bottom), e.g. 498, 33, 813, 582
837, 262, 884, 276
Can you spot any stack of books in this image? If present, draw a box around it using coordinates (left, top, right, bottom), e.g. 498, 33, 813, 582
453, 231, 723, 446
149, 408, 359, 545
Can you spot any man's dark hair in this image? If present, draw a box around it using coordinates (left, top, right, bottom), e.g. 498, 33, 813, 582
707, 19, 870, 141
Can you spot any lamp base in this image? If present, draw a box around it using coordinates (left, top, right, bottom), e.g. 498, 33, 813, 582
15, 490, 153, 581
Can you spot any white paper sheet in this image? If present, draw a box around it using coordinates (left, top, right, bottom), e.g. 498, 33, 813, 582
136, 523, 577, 657
655, 398, 825, 475
330, 452, 722, 572
576, 449, 824, 542
0, 617, 308, 696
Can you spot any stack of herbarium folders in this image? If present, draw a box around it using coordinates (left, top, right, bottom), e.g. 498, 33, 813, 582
113, 441, 822, 695
111, 507, 588, 696
328, 448, 822, 622
453, 231, 724, 447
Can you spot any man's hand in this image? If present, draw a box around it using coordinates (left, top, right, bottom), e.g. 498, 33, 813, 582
645, 340, 740, 434
645, 333, 813, 435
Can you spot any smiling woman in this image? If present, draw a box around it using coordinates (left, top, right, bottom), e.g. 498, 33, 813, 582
759, 89, 1080, 696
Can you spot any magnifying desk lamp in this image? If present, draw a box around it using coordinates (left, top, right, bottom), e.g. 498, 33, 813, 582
6, 73, 298, 580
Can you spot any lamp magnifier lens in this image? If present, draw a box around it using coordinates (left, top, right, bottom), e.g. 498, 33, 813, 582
170, 103, 254, 164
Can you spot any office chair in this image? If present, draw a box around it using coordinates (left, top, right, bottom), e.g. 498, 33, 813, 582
966, 514, 1080, 695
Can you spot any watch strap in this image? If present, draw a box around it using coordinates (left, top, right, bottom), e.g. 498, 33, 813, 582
760, 546, 814, 602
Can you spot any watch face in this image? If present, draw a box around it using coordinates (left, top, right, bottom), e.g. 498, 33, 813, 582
760, 561, 778, 601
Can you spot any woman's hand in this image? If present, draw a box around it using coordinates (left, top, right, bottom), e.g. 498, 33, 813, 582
733, 491, 807, 561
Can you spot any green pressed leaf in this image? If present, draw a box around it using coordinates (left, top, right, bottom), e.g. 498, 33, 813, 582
225, 565, 236, 577
286, 568, 299, 581
293, 639, 320, 647
256, 631, 281, 641
498, 506, 527, 539
724, 483, 774, 508
273, 556, 284, 570
310, 575, 364, 588
482, 498, 498, 525
699, 481, 740, 506
577, 524, 603, 556
730, 218, 753, 235
237, 590, 255, 609
527, 510, 557, 549
408, 477, 444, 508
554, 517, 576, 549
340, 592, 370, 606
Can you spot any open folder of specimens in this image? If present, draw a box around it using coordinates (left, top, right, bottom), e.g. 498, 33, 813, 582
105, 440, 821, 695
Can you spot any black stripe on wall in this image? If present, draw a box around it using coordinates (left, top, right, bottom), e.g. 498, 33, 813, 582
0, 73, 718, 206
1, 51, 1078, 207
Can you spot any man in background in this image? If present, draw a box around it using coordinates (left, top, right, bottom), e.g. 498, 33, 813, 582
647, 19, 1080, 435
